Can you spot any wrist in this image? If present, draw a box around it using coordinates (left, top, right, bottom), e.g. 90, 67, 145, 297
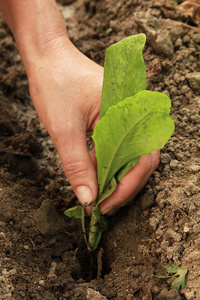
23, 35, 72, 80
18, 8, 68, 75
0, 0, 68, 74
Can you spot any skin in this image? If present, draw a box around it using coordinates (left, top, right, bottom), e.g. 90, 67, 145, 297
0, 0, 160, 215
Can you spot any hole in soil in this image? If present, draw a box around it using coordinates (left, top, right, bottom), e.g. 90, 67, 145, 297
71, 245, 112, 281
101, 249, 112, 277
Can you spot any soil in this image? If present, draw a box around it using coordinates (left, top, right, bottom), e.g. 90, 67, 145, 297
0, 0, 200, 299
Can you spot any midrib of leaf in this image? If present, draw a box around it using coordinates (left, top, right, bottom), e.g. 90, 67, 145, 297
98, 109, 151, 198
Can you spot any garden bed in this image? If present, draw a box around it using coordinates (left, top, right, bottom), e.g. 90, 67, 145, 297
0, 0, 200, 299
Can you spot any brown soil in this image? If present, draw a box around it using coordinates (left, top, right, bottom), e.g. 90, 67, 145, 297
1, 0, 200, 299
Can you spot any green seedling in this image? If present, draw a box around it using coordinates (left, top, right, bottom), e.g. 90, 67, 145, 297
155, 264, 188, 291
64, 33, 175, 251
170, 0, 178, 7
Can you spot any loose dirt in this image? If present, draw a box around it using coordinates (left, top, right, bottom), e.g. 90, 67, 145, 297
0, 0, 200, 299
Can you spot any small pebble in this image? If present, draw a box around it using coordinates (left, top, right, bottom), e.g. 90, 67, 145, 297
170, 160, 178, 170
184, 225, 189, 233
0, 232, 6, 239
39, 280, 45, 286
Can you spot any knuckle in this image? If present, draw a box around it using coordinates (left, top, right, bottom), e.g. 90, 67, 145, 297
62, 159, 89, 182
140, 150, 160, 175
152, 150, 161, 171
148, 150, 160, 174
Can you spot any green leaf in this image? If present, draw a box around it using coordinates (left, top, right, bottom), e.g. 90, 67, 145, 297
87, 178, 116, 251
155, 264, 188, 291
64, 34, 175, 252
100, 34, 147, 118
93, 90, 175, 198
88, 206, 108, 251
64, 206, 89, 247
115, 158, 140, 182
171, 268, 188, 291
155, 274, 173, 279
97, 176, 117, 204
64, 206, 83, 219
164, 264, 179, 274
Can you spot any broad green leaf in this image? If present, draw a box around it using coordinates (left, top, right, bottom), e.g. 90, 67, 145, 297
100, 33, 147, 183
115, 158, 140, 182
93, 90, 175, 197
97, 176, 117, 204
64, 205, 83, 219
100, 34, 147, 118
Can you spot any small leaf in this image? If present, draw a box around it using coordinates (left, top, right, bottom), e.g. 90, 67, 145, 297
171, 268, 188, 291
100, 33, 147, 118
164, 264, 179, 274
155, 265, 188, 291
64, 206, 83, 219
64, 206, 89, 247
155, 274, 173, 279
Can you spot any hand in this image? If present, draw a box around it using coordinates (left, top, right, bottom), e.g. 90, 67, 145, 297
99, 150, 160, 215
84, 149, 160, 215
28, 38, 161, 213
27, 39, 103, 207
0, 0, 160, 214
28, 40, 160, 214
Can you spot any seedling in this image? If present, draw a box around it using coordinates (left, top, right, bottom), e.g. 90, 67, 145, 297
64, 34, 175, 251
155, 264, 188, 291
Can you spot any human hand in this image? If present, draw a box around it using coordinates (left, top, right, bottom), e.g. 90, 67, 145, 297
0, 0, 160, 214
27, 39, 103, 207
85, 149, 160, 215
27, 38, 160, 214
99, 150, 160, 215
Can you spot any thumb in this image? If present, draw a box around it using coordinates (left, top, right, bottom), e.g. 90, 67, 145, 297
55, 126, 98, 207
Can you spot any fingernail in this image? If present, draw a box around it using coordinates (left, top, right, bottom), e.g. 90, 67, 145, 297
76, 186, 93, 207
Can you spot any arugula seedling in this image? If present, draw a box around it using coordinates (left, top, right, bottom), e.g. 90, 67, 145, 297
64, 33, 175, 251
155, 264, 188, 291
